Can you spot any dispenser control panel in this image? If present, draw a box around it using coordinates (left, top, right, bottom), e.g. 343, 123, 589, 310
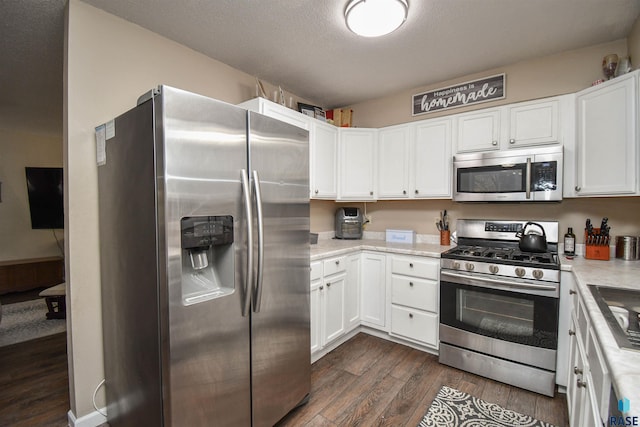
181, 216, 234, 249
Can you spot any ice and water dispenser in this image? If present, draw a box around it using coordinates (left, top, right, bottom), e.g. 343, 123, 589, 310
180, 215, 234, 305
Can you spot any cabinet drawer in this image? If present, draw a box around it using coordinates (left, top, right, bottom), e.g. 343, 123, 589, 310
391, 256, 438, 279
391, 276, 437, 312
390, 305, 438, 347
323, 256, 347, 276
310, 261, 322, 281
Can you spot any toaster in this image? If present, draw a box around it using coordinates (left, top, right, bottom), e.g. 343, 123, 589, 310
335, 207, 364, 239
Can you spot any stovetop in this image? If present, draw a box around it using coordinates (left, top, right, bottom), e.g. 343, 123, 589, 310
442, 245, 560, 270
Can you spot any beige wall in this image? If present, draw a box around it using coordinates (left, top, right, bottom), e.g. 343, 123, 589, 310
346, 39, 628, 128
65, 0, 313, 420
0, 128, 63, 261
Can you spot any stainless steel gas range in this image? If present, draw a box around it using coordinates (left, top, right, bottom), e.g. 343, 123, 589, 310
439, 219, 560, 397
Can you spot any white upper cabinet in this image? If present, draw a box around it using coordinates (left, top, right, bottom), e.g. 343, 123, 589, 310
455, 109, 501, 152
310, 121, 338, 199
413, 119, 452, 198
507, 99, 559, 148
377, 125, 411, 198
238, 97, 310, 130
454, 96, 568, 153
339, 128, 378, 200
570, 71, 638, 197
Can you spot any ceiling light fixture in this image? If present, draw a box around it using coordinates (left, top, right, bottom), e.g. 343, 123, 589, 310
345, 0, 408, 38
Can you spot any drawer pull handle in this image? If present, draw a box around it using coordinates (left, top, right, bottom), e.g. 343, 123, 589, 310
577, 379, 587, 388
569, 289, 577, 295
568, 329, 575, 336
574, 366, 583, 375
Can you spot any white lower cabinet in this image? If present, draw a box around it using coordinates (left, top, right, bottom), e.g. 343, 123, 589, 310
389, 255, 439, 349
566, 291, 610, 427
360, 252, 387, 328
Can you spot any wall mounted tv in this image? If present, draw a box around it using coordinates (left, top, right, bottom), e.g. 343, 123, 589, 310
25, 167, 64, 229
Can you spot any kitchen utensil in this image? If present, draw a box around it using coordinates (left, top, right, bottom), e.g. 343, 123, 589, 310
616, 236, 639, 260
515, 222, 548, 253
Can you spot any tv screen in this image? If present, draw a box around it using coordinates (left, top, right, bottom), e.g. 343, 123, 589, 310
25, 167, 64, 229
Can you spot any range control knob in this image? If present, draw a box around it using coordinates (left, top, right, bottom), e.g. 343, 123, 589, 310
532, 269, 544, 280
515, 267, 526, 278
452, 262, 461, 270
465, 263, 475, 271
489, 265, 499, 274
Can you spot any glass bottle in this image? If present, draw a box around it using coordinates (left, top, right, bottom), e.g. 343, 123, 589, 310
564, 227, 576, 256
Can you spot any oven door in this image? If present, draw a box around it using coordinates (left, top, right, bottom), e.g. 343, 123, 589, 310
440, 270, 559, 371
453, 153, 562, 202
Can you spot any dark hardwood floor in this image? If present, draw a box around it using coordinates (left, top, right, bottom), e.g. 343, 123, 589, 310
278, 333, 569, 427
0, 328, 568, 427
0, 332, 69, 427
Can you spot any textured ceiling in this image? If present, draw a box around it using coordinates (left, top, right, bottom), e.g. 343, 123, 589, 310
2, 0, 640, 135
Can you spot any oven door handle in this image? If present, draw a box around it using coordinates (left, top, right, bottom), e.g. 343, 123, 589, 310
440, 271, 558, 295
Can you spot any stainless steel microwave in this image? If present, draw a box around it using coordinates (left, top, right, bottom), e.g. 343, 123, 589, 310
453, 146, 563, 202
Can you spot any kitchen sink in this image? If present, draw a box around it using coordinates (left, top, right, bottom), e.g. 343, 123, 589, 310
588, 285, 640, 351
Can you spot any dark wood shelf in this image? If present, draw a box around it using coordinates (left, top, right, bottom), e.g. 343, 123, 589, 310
0, 256, 64, 295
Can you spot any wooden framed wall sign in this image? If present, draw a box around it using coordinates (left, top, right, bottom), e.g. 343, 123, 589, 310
412, 73, 506, 116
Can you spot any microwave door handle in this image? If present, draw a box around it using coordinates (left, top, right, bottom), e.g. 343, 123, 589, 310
526, 157, 532, 199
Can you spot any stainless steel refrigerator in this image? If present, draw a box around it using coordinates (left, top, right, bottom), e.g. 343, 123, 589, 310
97, 86, 310, 427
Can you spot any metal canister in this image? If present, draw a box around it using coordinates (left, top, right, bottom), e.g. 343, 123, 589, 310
615, 236, 639, 260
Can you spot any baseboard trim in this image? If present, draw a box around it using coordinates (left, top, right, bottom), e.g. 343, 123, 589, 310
68, 408, 107, 427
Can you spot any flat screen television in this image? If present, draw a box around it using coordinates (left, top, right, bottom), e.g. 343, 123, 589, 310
25, 167, 64, 229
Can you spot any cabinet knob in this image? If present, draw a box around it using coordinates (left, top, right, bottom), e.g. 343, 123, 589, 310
509, 139, 516, 144
409, 263, 414, 268
577, 378, 587, 388
403, 190, 406, 195
574, 366, 583, 375
569, 329, 575, 336
575, 186, 581, 192
409, 313, 413, 319
335, 260, 340, 265
409, 282, 414, 287
569, 289, 577, 295
319, 286, 324, 290
314, 189, 319, 194
415, 189, 419, 194
369, 191, 373, 196
326, 282, 331, 287
492, 140, 498, 146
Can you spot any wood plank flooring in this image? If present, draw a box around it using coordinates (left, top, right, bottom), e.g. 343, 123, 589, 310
0, 330, 568, 427
0, 332, 69, 427
277, 333, 569, 427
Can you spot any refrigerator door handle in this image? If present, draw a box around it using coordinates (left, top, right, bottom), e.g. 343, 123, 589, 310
252, 170, 265, 313
241, 169, 254, 317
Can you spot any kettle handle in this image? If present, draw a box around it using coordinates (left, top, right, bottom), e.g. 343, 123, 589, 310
521, 221, 546, 237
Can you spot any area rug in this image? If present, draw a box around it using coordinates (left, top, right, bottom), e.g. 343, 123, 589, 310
0, 299, 66, 347
419, 386, 556, 427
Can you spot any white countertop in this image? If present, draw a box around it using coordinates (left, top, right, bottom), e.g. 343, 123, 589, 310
312, 237, 640, 417
562, 255, 640, 418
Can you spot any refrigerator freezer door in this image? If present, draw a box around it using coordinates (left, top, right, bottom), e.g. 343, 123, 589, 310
248, 112, 311, 427
161, 87, 252, 426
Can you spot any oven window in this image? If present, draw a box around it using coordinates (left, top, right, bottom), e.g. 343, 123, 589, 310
441, 282, 558, 349
457, 164, 526, 193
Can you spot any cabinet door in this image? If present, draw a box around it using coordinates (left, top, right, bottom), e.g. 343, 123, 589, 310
323, 272, 346, 344
311, 121, 338, 199
360, 252, 386, 328
339, 129, 377, 200
455, 109, 501, 152
378, 125, 411, 198
413, 119, 452, 198
310, 280, 322, 354
507, 99, 559, 147
345, 254, 361, 331
575, 74, 637, 196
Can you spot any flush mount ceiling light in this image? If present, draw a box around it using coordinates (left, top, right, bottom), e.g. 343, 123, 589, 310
345, 0, 408, 38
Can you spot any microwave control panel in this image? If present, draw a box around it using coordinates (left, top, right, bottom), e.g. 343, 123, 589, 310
531, 161, 557, 191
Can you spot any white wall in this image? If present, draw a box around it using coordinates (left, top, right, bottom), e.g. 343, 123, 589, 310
0, 128, 63, 261
65, 0, 312, 420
